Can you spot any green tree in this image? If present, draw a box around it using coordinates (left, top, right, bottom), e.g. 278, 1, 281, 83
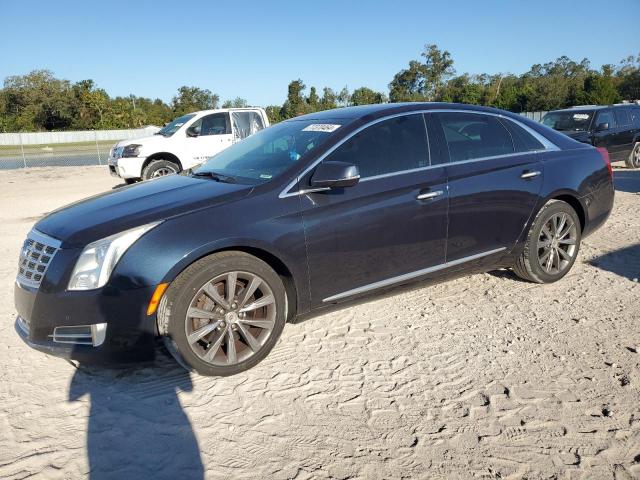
350, 87, 386, 105
320, 87, 338, 110
171, 86, 220, 116
222, 97, 249, 108
265, 105, 282, 124
306, 86, 320, 111
389, 44, 455, 102
281, 79, 307, 118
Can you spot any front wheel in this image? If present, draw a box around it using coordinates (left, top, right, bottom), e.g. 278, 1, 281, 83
512, 200, 582, 283
159, 252, 287, 376
626, 142, 640, 169
142, 159, 180, 180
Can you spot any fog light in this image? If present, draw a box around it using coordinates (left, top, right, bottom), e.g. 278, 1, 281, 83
51, 323, 107, 346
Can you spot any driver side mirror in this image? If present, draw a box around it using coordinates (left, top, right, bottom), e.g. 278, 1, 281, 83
310, 161, 360, 189
595, 122, 609, 132
186, 126, 200, 138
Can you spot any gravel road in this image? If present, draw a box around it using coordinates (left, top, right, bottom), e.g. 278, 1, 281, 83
0, 166, 639, 479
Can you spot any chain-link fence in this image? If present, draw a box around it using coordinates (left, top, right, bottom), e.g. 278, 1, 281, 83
0, 127, 159, 170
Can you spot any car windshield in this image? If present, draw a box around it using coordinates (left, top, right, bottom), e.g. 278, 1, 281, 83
156, 114, 196, 137
193, 120, 344, 184
542, 111, 594, 132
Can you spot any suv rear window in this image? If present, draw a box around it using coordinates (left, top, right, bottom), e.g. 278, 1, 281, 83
614, 108, 632, 127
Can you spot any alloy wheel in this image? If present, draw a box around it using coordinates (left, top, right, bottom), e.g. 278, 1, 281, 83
537, 212, 578, 275
152, 166, 177, 177
184, 271, 276, 366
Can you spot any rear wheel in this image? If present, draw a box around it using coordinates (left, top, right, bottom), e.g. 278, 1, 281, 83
142, 159, 180, 180
512, 200, 581, 283
626, 142, 640, 169
160, 252, 287, 376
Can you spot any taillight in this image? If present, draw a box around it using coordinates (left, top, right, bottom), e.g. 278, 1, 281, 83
596, 147, 612, 178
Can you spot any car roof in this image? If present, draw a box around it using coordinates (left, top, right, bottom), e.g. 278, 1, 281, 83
189, 107, 264, 116
284, 102, 525, 123
548, 104, 639, 114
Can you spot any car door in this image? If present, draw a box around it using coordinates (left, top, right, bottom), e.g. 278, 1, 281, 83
591, 109, 620, 160
430, 111, 545, 263
613, 108, 635, 159
297, 113, 449, 306
185, 112, 234, 167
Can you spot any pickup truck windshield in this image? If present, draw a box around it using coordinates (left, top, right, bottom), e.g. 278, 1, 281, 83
542, 111, 594, 132
193, 120, 343, 184
156, 114, 196, 137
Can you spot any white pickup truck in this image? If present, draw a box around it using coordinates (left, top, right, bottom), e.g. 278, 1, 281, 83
108, 108, 269, 182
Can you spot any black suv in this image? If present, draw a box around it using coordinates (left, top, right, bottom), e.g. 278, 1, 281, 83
542, 104, 640, 168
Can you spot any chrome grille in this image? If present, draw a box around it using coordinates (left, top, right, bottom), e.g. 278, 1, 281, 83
17, 230, 61, 289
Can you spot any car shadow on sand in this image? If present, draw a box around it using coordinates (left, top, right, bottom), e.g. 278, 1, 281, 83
587, 243, 640, 281
68, 345, 204, 480
613, 168, 640, 193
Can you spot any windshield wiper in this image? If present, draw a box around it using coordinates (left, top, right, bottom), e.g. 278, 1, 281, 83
191, 171, 237, 183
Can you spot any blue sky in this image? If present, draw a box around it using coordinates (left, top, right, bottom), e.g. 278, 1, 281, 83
1, 0, 638, 106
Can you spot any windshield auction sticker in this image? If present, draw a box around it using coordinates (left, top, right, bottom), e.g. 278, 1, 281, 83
302, 124, 341, 132
572, 114, 590, 120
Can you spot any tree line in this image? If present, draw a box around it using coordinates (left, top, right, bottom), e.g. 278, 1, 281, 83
0, 44, 638, 132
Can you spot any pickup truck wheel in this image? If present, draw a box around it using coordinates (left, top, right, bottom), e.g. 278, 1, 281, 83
512, 200, 581, 284
626, 143, 640, 169
142, 159, 180, 180
161, 252, 287, 376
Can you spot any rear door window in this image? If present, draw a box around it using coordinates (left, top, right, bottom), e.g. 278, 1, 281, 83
325, 114, 430, 178
500, 118, 545, 152
614, 108, 632, 127
632, 108, 640, 128
435, 112, 514, 162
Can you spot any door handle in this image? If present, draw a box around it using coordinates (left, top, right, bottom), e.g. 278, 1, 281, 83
416, 190, 444, 200
520, 170, 541, 179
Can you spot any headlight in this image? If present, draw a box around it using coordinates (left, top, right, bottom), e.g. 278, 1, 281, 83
68, 222, 161, 291
122, 144, 142, 157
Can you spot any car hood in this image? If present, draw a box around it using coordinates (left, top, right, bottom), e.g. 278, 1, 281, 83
114, 134, 171, 152
35, 174, 253, 248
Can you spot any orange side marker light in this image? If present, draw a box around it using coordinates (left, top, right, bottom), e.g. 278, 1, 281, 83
147, 283, 169, 316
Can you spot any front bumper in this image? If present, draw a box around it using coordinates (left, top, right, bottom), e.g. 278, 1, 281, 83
14, 280, 158, 364
107, 156, 146, 180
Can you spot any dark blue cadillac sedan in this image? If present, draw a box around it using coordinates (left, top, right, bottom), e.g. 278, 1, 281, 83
15, 103, 614, 376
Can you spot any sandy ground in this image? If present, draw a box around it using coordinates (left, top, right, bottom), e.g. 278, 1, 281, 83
0, 166, 639, 480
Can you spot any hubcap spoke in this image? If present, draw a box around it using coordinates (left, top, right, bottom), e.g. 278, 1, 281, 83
237, 323, 261, 352
238, 276, 262, 308
541, 225, 553, 240
203, 330, 226, 362
239, 294, 275, 313
239, 318, 274, 330
558, 238, 576, 245
203, 283, 230, 310
226, 328, 237, 364
556, 214, 567, 237
187, 307, 217, 320
540, 248, 552, 264
226, 272, 237, 303
557, 247, 572, 261
187, 321, 220, 344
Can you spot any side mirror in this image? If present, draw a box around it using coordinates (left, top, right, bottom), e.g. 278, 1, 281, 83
595, 122, 609, 132
310, 161, 360, 189
186, 127, 199, 138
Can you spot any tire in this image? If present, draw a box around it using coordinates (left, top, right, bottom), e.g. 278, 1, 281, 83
625, 142, 640, 169
512, 200, 582, 284
142, 159, 180, 180
159, 251, 287, 376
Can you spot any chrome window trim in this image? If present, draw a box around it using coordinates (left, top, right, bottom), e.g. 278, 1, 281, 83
279, 109, 559, 198
322, 247, 507, 303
